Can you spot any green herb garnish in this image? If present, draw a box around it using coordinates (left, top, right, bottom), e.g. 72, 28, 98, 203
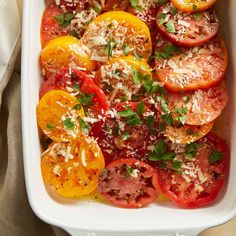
209, 151, 224, 164
63, 118, 75, 130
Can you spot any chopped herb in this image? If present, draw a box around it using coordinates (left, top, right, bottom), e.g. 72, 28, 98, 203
154, 140, 167, 156
148, 54, 155, 62
132, 67, 140, 84
158, 13, 167, 26
170, 7, 177, 15
133, 50, 143, 60
121, 96, 129, 102
78, 117, 91, 135
126, 116, 142, 126
156, 0, 168, 6
166, 21, 176, 33
159, 162, 167, 169
193, 12, 202, 21
122, 131, 129, 141
161, 99, 170, 113
54, 13, 74, 28
93, 1, 102, 14
131, 94, 141, 101
146, 115, 155, 128
72, 83, 80, 91
118, 107, 137, 118
192, 4, 198, 11
176, 115, 186, 127
101, 168, 107, 176
114, 127, 120, 136
172, 161, 182, 170
137, 102, 145, 115
73, 103, 82, 110
161, 112, 175, 126
78, 93, 94, 106
209, 151, 224, 164
125, 165, 134, 176
63, 118, 75, 130
118, 106, 142, 126
175, 107, 188, 115
129, 0, 142, 11
185, 142, 199, 158
107, 40, 116, 60
185, 96, 191, 104
46, 123, 55, 130
69, 30, 80, 39
159, 122, 167, 132
123, 44, 129, 56
148, 152, 176, 161
156, 44, 182, 60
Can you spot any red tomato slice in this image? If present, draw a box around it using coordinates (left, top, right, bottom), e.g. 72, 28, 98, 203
41, 4, 69, 48
165, 82, 228, 125
155, 34, 228, 92
98, 158, 161, 208
90, 102, 159, 164
156, 132, 229, 208
54, 0, 84, 11
156, 3, 219, 47
40, 68, 109, 118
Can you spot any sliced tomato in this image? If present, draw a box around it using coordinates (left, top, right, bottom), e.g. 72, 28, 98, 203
96, 55, 152, 105
37, 90, 85, 142
40, 36, 95, 78
171, 0, 217, 13
156, 132, 229, 208
53, 0, 83, 11
156, 3, 219, 47
163, 122, 214, 144
41, 5, 69, 48
39, 67, 109, 117
41, 136, 105, 198
155, 34, 228, 92
102, 0, 130, 11
90, 102, 159, 164
98, 158, 161, 208
82, 11, 152, 62
165, 82, 228, 125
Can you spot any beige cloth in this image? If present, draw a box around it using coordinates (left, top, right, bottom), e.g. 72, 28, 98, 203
0, 0, 235, 236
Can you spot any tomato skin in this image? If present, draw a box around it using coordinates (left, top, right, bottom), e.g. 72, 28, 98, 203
39, 68, 109, 117
171, 0, 217, 13
156, 4, 219, 47
41, 137, 105, 198
157, 132, 229, 208
98, 158, 161, 208
41, 5, 69, 48
155, 35, 228, 92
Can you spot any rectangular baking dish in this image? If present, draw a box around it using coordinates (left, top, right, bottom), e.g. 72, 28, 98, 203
21, 0, 236, 235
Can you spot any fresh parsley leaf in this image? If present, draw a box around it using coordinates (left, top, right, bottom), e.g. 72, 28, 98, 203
154, 140, 167, 156
158, 122, 167, 132
114, 127, 120, 136
63, 118, 75, 130
125, 165, 134, 176
209, 151, 224, 164
78, 117, 91, 135
133, 50, 143, 60
172, 161, 182, 170
137, 102, 145, 115
46, 123, 55, 130
146, 115, 155, 127
159, 161, 167, 169
69, 30, 80, 39
93, 2, 102, 14
78, 93, 94, 106
156, 44, 182, 60
161, 99, 170, 113
158, 13, 167, 26
166, 21, 176, 33
176, 115, 186, 128
170, 7, 177, 15
118, 107, 137, 117
73, 103, 82, 110
72, 83, 80, 91
161, 113, 175, 126
193, 12, 202, 21
132, 67, 140, 84
123, 44, 129, 56
175, 107, 188, 115
101, 168, 107, 176
54, 13, 74, 28
148, 54, 155, 62
107, 40, 116, 60
148, 152, 176, 161
185, 142, 199, 158
126, 116, 142, 126
122, 131, 129, 141
192, 4, 198, 11
156, 0, 168, 6
130, 0, 142, 11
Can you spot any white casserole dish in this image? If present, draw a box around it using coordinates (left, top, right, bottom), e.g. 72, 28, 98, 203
21, 0, 236, 235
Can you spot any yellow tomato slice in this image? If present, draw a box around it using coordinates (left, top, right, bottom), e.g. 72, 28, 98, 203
37, 90, 84, 142
96, 55, 152, 103
171, 0, 217, 13
41, 136, 105, 198
40, 36, 95, 78
82, 11, 152, 62
163, 122, 214, 144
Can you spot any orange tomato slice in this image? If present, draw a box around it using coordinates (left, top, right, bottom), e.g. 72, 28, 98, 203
41, 136, 105, 197
37, 90, 84, 142
171, 0, 217, 13
163, 122, 214, 144
82, 11, 152, 62
40, 36, 95, 78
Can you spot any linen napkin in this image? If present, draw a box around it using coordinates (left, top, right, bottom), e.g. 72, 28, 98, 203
0, 0, 235, 235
